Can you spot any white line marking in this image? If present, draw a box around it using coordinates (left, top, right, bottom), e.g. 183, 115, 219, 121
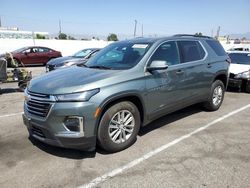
0, 112, 23, 118
79, 104, 250, 188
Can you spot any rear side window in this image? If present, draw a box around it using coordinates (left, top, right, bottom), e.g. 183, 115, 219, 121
206, 40, 226, 56
228, 53, 250, 65
177, 41, 205, 63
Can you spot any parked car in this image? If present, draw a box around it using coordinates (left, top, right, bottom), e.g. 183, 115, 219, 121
227, 51, 250, 92
7, 46, 61, 66
23, 35, 229, 152
46, 48, 101, 71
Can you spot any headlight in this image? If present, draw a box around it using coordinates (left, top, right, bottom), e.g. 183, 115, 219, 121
55, 89, 100, 102
235, 70, 250, 79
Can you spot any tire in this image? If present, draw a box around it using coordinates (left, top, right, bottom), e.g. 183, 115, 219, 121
203, 80, 225, 111
97, 101, 141, 152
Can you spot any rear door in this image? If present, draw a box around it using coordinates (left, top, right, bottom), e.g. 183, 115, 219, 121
36, 47, 50, 64
176, 40, 208, 100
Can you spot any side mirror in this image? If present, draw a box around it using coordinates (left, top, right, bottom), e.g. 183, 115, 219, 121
147, 60, 168, 71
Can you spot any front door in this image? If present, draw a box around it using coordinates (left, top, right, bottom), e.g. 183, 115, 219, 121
145, 41, 187, 120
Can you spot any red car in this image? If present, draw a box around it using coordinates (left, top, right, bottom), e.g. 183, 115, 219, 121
11, 46, 62, 66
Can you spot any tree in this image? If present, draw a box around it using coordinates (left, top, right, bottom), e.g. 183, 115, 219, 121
194, 32, 203, 36
68, 35, 76, 40
107, 33, 118, 41
58, 33, 67, 40
36, 34, 46, 39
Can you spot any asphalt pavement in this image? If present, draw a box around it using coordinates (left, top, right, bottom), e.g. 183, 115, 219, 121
0, 67, 250, 188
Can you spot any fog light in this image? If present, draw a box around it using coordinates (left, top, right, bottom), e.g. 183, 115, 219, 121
64, 116, 84, 133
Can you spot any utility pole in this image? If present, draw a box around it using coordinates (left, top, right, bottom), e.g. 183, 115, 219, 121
216, 26, 220, 39
59, 19, 62, 35
133, 20, 137, 38
141, 24, 143, 37
211, 29, 213, 38
0, 16, 2, 27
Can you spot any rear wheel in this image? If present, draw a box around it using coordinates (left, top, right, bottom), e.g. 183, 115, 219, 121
203, 80, 225, 111
97, 101, 140, 152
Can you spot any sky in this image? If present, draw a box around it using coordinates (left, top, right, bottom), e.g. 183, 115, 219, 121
0, 0, 250, 39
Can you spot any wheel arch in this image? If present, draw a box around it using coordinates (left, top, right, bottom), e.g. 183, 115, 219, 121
95, 93, 145, 132
213, 72, 228, 88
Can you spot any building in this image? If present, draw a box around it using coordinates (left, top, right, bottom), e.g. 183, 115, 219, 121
0, 27, 49, 39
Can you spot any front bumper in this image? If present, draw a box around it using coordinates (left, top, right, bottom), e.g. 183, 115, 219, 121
46, 64, 56, 72
228, 78, 242, 91
228, 77, 250, 93
23, 100, 98, 151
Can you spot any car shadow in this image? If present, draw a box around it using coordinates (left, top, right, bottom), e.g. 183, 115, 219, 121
29, 136, 96, 159
139, 104, 202, 136
28, 104, 203, 158
0, 88, 21, 94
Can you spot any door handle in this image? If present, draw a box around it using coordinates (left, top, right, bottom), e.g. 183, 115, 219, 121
176, 70, 184, 75
207, 63, 212, 68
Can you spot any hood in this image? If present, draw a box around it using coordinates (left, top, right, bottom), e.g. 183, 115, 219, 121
28, 66, 122, 94
230, 63, 250, 74
47, 56, 83, 66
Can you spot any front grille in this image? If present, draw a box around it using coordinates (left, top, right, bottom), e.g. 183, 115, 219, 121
31, 126, 45, 138
47, 64, 55, 71
25, 91, 53, 118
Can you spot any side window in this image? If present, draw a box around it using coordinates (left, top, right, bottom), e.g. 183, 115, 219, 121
38, 48, 45, 53
22, 48, 31, 53
150, 41, 180, 66
206, 40, 226, 56
40, 48, 50, 52
177, 41, 205, 63
32, 48, 39, 53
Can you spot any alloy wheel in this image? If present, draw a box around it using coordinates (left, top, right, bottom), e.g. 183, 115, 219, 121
212, 85, 223, 106
108, 110, 135, 144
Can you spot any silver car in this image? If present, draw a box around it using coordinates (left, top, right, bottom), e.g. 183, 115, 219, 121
46, 48, 100, 71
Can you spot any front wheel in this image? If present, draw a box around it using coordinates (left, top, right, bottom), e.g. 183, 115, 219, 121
203, 80, 225, 111
97, 101, 141, 152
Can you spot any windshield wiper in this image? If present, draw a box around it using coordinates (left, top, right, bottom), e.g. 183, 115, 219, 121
88, 65, 112, 70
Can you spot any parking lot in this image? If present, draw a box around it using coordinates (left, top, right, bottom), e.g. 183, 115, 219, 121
0, 67, 250, 188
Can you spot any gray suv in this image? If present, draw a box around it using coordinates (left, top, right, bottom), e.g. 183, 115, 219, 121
23, 35, 230, 152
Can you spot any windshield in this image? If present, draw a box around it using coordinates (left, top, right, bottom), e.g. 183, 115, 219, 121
12, 47, 28, 53
85, 42, 151, 70
73, 49, 92, 58
229, 53, 250, 65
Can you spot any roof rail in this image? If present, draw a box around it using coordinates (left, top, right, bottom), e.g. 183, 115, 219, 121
173, 34, 213, 39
